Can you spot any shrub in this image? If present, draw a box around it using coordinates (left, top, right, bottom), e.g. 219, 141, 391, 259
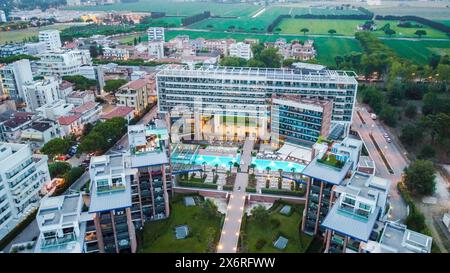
270, 218, 281, 229
255, 238, 267, 250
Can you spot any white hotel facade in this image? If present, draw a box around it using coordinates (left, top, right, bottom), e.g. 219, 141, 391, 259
156, 65, 358, 142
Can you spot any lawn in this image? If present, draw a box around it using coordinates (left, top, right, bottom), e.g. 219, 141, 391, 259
383, 39, 450, 65
276, 18, 449, 38
66, 0, 259, 17
140, 194, 224, 253
0, 23, 78, 44
240, 201, 312, 253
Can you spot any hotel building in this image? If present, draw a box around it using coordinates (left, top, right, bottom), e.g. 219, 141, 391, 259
38, 30, 62, 52
0, 59, 33, 103
156, 65, 357, 142
271, 94, 332, 147
36, 50, 92, 77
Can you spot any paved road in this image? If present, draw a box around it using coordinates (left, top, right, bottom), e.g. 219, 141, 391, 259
354, 104, 408, 222
217, 138, 254, 253
1, 106, 159, 252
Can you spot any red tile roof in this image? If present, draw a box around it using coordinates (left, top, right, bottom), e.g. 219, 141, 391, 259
58, 114, 81, 125
100, 106, 134, 120
121, 78, 147, 90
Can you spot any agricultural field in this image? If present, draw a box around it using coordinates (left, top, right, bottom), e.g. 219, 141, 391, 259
0, 23, 81, 44
276, 18, 449, 38
366, 3, 450, 20
383, 39, 450, 65
66, 0, 259, 17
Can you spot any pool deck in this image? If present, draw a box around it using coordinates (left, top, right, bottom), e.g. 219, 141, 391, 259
217, 138, 254, 253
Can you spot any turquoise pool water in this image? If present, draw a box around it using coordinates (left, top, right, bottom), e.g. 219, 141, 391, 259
191, 155, 240, 168
251, 158, 305, 173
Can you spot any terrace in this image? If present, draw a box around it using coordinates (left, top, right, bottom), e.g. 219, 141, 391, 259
316, 153, 346, 169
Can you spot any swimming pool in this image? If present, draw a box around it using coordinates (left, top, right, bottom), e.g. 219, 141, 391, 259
251, 158, 305, 173
191, 155, 240, 168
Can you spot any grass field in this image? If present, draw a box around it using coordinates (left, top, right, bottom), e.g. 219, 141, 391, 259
0, 23, 78, 44
277, 19, 449, 38
241, 202, 312, 253
140, 195, 223, 253
66, 0, 259, 17
383, 39, 450, 65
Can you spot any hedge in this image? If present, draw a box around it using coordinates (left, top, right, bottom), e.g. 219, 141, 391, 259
261, 188, 305, 197
223, 185, 233, 191
246, 187, 257, 193
177, 181, 217, 189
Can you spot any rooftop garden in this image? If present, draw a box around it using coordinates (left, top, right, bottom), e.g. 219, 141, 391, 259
317, 153, 345, 169
139, 194, 224, 253
239, 201, 312, 253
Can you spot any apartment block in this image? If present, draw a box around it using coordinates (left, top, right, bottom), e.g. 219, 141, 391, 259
103, 46, 130, 60
23, 76, 61, 112
36, 50, 92, 77
0, 59, 33, 102
88, 154, 138, 253
0, 44, 26, 58
116, 78, 150, 115
24, 42, 48, 56
0, 142, 50, 241
147, 27, 165, 42
38, 30, 62, 52
301, 137, 363, 236
229, 42, 253, 60
271, 94, 332, 147
34, 193, 98, 253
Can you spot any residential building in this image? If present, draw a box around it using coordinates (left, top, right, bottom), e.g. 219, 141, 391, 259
66, 91, 95, 106
36, 99, 74, 121
0, 59, 33, 102
0, 142, 50, 241
20, 119, 60, 146
88, 153, 138, 253
127, 123, 171, 225
0, 44, 26, 58
271, 95, 332, 147
23, 76, 61, 111
360, 221, 433, 253
229, 42, 253, 60
321, 172, 390, 253
58, 114, 83, 137
34, 193, 99, 253
0, 10, 7, 22
70, 101, 101, 125
116, 78, 150, 115
78, 65, 97, 80
203, 39, 235, 56
100, 106, 135, 123
103, 46, 130, 61
59, 80, 74, 98
25, 42, 48, 56
0, 111, 36, 142
147, 27, 165, 42
267, 39, 316, 61
36, 50, 92, 77
301, 137, 363, 236
148, 41, 164, 59
38, 30, 62, 52
156, 65, 358, 141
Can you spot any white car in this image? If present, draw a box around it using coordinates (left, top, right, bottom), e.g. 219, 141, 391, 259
386, 138, 392, 143
383, 133, 389, 138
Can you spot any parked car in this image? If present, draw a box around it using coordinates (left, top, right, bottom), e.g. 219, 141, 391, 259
386, 138, 392, 143
383, 133, 389, 138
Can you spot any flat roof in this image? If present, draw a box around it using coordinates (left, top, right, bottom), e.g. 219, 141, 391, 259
301, 154, 352, 185
38, 194, 82, 227
321, 199, 380, 242
379, 222, 432, 253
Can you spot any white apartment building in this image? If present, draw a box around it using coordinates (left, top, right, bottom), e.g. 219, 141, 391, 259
36, 99, 74, 121
38, 30, 62, 52
34, 193, 97, 253
78, 65, 97, 80
0, 10, 7, 23
23, 76, 61, 112
102, 46, 130, 60
37, 50, 92, 77
147, 27, 165, 42
0, 59, 33, 102
25, 42, 48, 56
0, 142, 51, 241
148, 41, 164, 59
229, 42, 253, 60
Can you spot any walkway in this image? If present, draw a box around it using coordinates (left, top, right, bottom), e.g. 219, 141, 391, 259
217, 138, 254, 253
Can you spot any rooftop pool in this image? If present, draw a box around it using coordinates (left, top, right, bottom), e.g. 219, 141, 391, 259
172, 154, 241, 168
251, 158, 306, 173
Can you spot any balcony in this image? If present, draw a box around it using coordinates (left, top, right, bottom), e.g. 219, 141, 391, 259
41, 233, 77, 249
97, 184, 126, 195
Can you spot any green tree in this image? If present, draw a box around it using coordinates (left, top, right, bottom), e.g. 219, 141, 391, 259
300, 28, 309, 35
62, 75, 97, 91
251, 205, 269, 225
418, 144, 436, 160
328, 29, 336, 35
247, 59, 266, 67
379, 105, 398, 127
104, 79, 128, 93
414, 29, 427, 38
41, 138, 71, 158
220, 56, 247, 67
387, 80, 405, 106
257, 47, 282, 68
282, 58, 295, 67
63, 167, 85, 187
400, 124, 423, 146
385, 28, 396, 37
202, 199, 218, 218
404, 160, 436, 196
404, 103, 417, 119
48, 161, 71, 178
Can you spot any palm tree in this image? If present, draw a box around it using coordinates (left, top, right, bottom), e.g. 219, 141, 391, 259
249, 163, 256, 174
300, 28, 309, 35
228, 161, 233, 172
214, 163, 219, 173
278, 168, 283, 178
328, 29, 336, 35
202, 161, 207, 173
266, 166, 271, 174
